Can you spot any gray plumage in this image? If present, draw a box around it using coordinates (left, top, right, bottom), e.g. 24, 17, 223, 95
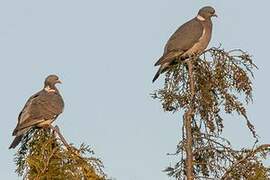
9, 75, 64, 149
153, 6, 217, 82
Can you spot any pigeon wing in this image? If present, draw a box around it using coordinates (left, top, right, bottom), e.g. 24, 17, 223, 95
155, 18, 203, 66
12, 91, 42, 136
12, 91, 64, 136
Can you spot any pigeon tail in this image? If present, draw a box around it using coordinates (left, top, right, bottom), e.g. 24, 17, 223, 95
152, 69, 161, 83
12, 129, 17, 136
153, 63, 170, 83
9, 135, 23, 149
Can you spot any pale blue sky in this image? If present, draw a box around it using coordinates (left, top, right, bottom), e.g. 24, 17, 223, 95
0, 1, 269, 180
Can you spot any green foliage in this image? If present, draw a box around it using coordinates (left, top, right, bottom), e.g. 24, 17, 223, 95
152, 47, 270, 179
14, 128, 106, 180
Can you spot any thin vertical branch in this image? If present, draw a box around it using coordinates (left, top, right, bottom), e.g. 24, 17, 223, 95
184, 60, 195, 180
50, 125, 70, 148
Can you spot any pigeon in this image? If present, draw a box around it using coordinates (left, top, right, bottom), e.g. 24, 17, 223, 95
153, 6, 217, 82
9, 75, 64, 149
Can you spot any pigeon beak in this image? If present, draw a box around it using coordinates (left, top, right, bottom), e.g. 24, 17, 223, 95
56, 80, 62, 84
212, 14, 218, 17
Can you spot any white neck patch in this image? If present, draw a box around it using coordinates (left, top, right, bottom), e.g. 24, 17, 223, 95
196, 15, 205, 21
45, 86, 56, 93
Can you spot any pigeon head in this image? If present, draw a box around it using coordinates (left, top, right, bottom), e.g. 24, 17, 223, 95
44, 74, 61, 89
198, 6, 217, 20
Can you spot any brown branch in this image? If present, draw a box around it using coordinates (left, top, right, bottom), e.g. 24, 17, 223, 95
184, 60, 195, 180
221, 144, 270, 180
51, 125, 70, 148
49, 125, 87, 161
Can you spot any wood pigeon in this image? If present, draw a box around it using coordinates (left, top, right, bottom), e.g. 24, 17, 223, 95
9, 75, 64, 149
153, 6, 217, 82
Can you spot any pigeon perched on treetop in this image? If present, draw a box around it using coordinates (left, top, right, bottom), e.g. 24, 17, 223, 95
9, 75, 64, 149
153, 6, 217, 83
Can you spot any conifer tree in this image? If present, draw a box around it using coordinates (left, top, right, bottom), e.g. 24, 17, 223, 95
14, 126, 106, 180
152, 47, 270, 179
